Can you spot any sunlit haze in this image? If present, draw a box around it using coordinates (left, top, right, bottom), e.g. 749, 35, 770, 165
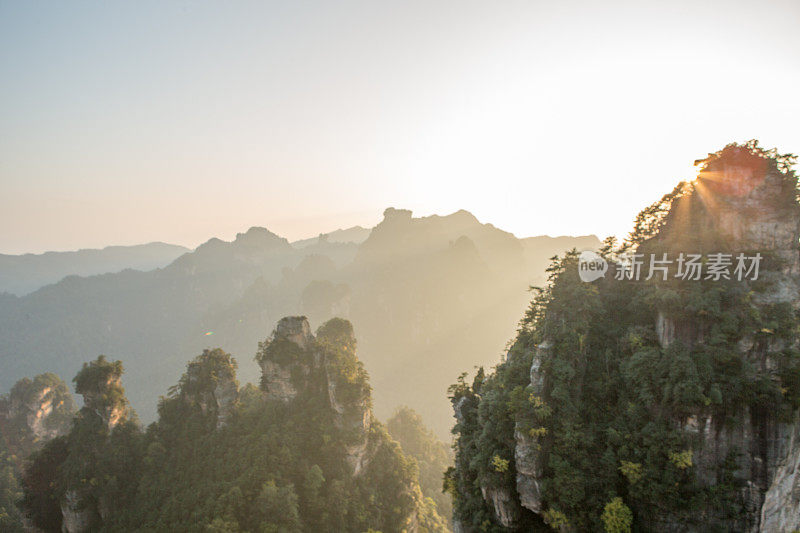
2, 0, 799, 253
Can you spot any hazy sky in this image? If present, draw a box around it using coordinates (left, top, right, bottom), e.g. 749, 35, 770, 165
2, 0, 799, 254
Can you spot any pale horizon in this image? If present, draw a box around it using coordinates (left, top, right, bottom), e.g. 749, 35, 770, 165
0, 206, 610, 255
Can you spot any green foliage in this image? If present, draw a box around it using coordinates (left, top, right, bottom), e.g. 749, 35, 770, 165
254, 481, 301, 532
542, 508, 569, 530
0, 439, 24, 533
447, 142, 800, 530
19, 319, 449, 532
491, 455, 509, 473
601, 497, 632, 533
19, 436, 69, 531
317, 320, 372, 412
178, 348, 238, 397
618, 461, 642, 485
669, 450, 693, 470
73, 355, 128, 413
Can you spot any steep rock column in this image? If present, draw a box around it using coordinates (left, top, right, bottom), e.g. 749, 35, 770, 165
258, 316, 374, 475
180, 348, 239, 428
761, 412, 800, 531
63, 356, 131, 533
514, 340, 549, 515
317, 318, 373, 475
257, 316, 314, 402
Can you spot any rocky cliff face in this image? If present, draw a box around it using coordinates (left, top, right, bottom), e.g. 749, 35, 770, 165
179, 348, 239, 428
655, 149, 800, 532
513, 341, 549, 517
80, 374, 128, 432
761, 412, 800, 530
73, 356, 132, 432
257, 316, 375, 475
449, 143, 800, 532
509, 147, 800, 531
0, 373, 75, 446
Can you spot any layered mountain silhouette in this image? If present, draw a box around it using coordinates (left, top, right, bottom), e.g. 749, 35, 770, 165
0, 242, 189, 296
0, 209, 598, 436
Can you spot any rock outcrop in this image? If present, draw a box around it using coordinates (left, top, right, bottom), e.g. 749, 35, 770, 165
62, 356, 133, 533
61, 490, 93, 533
258, 316, 313, 402
74, 356, 130, 431
761, 413, 800, 531
507, 144, 800, 531
179, 348, 239, 428
513, 341, 548, 516
481, 485, 520, 528
514, 423, 542, 513
0, 373, 75, 446
258, 316, 375, 476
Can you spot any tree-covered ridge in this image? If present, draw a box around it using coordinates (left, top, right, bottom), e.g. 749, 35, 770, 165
16, 317, 451, 532
447, 141, 800, 531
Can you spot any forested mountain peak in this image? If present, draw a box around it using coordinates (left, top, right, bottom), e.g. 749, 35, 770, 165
447, 141, 800, 531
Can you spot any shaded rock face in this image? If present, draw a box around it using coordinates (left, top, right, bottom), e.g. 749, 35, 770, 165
60, 486, 113, 533
259, 316, 374, 475
213, 379, 238, 427
0, 373, 75, 447
452, 519, 477, 533
258, 316, 314, 402
10, 385, 56, 439
481, 485, 520, 528
275, 315, 314, 350
514, 423, 542, 513
453, 396, 472, 427
513, 341, 548, 516
260, 358, 300, 402
656, 311, 705, 349
326, 366, 371, 474
181, 348, 239, 428
761, 414, 800, 531
61, 490, 95, 533
81, 373, 127, 431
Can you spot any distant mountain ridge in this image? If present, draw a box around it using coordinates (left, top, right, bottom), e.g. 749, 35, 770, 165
291, 226, 372, 249
0, 210, 599, 437
0, 242, 189, 296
